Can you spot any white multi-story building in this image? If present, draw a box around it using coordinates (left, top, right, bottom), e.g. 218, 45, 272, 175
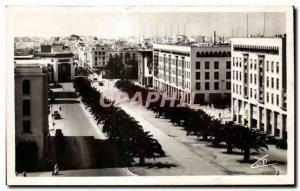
231, 36, 287, 139
82, 45, 139, 71
153, 43, 231, 104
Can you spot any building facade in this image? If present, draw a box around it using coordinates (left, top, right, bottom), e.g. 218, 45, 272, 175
137, 50, 153, 87
152, 43, 231, 104
82, 45, 139, 71
15, 63, 49, 163
35, 52, 75, 82
231, 37, 287, 139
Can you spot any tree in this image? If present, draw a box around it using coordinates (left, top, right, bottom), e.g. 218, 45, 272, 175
105, 54, 124, 79
240, 128, 268, 162
73, 77, 165, 167
124, 58, 138, 79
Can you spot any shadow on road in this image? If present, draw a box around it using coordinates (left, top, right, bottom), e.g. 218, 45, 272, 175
43, 136, 119, 171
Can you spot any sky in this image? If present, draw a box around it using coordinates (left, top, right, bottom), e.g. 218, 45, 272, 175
8, 7, 286, 38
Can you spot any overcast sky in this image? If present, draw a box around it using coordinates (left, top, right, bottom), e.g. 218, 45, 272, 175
8, 7, 286, 38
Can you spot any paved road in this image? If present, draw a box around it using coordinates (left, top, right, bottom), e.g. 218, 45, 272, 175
96, 79, 225, 175
47, 83, 134, 176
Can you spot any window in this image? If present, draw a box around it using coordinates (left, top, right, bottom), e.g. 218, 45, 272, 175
196, 62, 200, 69
205, 82, 210, 90
267, 77, 269, 87
214, 61, 219, 69
214, 72, 219, 80
23, 99, 30, 116
250, 74, 252, 83
226, 61, 231, 69
196, 52, 201, 57
226, 72, 231, 79
266, 61, 269, 71
250, 88, 252, 98
267, 92, 269, 102
271, 61, 274, 72
271, 93, 274, 104
277, 95, 279, 105
22, 80, 30, 95
276, 62, 279, 73
196, 82, 201, 90
239, 72, 242, 80
254, 75, 257, 84
205, 72, 210, 80
271, 77, 274, 88
196, 72, 200, 80
205, 61, 210, 69
233, 70, 235, 80
23, 120, 31, 133
276, 78, 279, 89
226, 82, 231, 90
236, 71, 238, 80
239, 85, 242, 94
214, 82, 219, 90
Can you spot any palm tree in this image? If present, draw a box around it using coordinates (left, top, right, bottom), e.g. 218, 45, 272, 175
240, 128, 268, 162
74, 77, 165, 167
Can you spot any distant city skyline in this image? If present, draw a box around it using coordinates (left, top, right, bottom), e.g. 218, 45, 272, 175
9, 8, 286, 38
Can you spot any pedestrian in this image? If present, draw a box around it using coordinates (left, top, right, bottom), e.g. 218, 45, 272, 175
22, 171, 27, 177
219, 113, 221, 119
59, 106, 62, 111
52, 163, 59, 176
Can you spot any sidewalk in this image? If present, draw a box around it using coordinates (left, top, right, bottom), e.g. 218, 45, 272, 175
18, 168, 136, 177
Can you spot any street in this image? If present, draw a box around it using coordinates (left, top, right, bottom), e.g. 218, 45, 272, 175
95, 78, 285, 175
44, 83, 135, 176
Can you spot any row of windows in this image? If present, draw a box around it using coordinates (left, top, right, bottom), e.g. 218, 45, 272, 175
233, 57, 280, 74
159, 56, 191, 69
233, 84, 281, 106
196, 51, 231, 58
233, 45, 279, 55
233, 84, 242, 95
58, 59, 70, 62
159, 69, 191, 79
266, 61, 280, 74
196, 82, 231, 90
94, 52, 106, 55
195, 61, 231, 70
108, 52, 136, 58
266, 92, 280, 106
266, 77, 280, 90
195, 71, 231, 80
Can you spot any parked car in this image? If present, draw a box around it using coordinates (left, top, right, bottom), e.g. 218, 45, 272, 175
99, 81, 104, 86
53, 111, 61, 119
